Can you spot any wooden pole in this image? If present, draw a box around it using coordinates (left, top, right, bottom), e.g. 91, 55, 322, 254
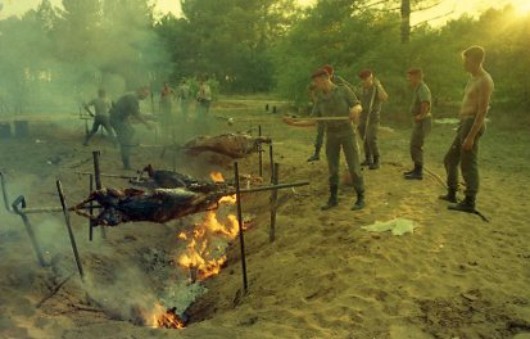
258, 125, 263, 177
268, 144, 274, 181
75, 171, 137, 180
269, 163, 279, 243
0, 172, 14, 213
92, 151, 106, 239
89, 174, 94, 241
234, 162, 248, 293
92, 151, 102, 190
56, 180, 84, 280
289, 116, 350, 122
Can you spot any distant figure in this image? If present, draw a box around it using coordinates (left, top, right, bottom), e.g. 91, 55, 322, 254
440, 45, 494, 212
307, 64, 354, 162
356, 69, 389, 170
283, 68, 365, 211
195, 75, 212, 132
159, 82, 175, 139
177, 79, 191, 119
109, 87, 152, 170
403, 68, 432, 180
83, 89, 116, 146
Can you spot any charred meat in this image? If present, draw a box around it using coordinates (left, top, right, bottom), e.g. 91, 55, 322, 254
74, 187, 228, 226
132, 164, 226, 193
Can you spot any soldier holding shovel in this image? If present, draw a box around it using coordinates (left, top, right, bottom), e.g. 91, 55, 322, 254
284, 68, 365, 211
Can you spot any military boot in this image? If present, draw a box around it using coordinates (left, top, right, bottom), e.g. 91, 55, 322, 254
321, 185, 338, 210
369, 156, 380, 170
439, 188, 457, 203
361, 156, 373, 167
351, 191, 365, 211
307, 152, 320, 162
122, 157, 131, 170
404, 164, 423, 180
448, 195, 476, 213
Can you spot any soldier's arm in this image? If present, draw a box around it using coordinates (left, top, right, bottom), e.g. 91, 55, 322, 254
83, 99, 95, 116
131, 101, 153, 129
375, 79, 389, 101
417, 101, 430, 120
349, 104, 362, 125
416, 86, 431, 120
344, 86, 362, 124
467, 77, 493, 140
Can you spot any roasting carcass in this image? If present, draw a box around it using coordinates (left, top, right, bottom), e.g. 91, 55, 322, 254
133, 164, 224, 192
183, 133, 271, 159
74, 187, 229, 226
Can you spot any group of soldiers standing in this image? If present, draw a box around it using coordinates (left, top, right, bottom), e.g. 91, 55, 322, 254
284, 44, 494, 215
82, 76, 213, 170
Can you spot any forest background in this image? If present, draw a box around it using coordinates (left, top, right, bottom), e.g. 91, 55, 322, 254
0, 0, 528, 121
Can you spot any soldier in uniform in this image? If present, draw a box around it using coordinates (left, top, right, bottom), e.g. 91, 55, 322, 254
307, 65, 355, 162
109, 87, 152, 170
159, 82, 175, 139
177, 79, 191, 120
284, 68, 365, 211
440, 45, 494, 212
404, 68, 432, 180
83, 89, 116, 146
356, 69, 388, 170
196, 75, 212, 132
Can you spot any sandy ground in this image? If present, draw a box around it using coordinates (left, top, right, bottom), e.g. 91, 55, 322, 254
0, 100, 529, 339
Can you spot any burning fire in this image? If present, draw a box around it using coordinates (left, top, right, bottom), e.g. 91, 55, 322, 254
210, 171, 224, 183
177, 210, 240, 281
149, 303, 185, 329
151, 171, 249, 329
176, 171, 245, 281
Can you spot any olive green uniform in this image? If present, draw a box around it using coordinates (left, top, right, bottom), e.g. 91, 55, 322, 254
312, 85, 364, 195
409, 81, 432, 166
109, 93, 141, 169
310, 74, 353, 159
357, 83, 383, 162
443, 118, 485, 196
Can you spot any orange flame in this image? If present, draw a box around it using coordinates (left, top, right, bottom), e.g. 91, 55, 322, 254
149, 303, 185, 329
210, 171, 224, 182
177, 209, 240, 280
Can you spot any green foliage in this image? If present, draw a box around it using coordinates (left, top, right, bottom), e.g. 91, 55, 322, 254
271, 2, 530, 114
1, 0, 529, 114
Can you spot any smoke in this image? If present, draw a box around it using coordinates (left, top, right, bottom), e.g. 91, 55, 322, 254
0, 0, 169, 115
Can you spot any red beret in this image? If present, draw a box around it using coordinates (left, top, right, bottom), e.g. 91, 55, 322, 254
322, 64, 334, 75
311, 68, 328, 79
358, 69, 373, 79
407, 67, 423, 76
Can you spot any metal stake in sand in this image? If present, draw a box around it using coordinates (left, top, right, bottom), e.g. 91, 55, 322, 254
258, 125, 263, 177
11, 196, 47, 267
269, 163, 279, 243
234, 162, 248, 293
92, 151, 106, 239
56, 180, 84, 280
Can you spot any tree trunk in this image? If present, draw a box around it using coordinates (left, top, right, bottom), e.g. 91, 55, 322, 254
401, 0, 411, 43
